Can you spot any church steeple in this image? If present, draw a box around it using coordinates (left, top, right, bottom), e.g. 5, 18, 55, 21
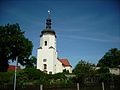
37, 11, 72, 74
46, 10, 52, 30
40, 10, 56, 37
37, 10, 57, 74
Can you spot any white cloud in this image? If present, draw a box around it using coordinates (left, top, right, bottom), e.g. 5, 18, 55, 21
59, 34, 120, 43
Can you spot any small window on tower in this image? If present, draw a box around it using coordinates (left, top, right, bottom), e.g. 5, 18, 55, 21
45, 41, 47, 46
43, 59, 47, 62
49, 71, 52, 74
43, 64, 47, 69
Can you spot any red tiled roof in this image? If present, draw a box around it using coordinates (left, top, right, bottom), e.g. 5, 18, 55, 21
8, 65, 16, 71
7, 65, 20, 71
58, 58, 72, 67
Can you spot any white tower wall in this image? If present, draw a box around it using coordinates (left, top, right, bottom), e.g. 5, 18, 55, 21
37, 34, 57, 74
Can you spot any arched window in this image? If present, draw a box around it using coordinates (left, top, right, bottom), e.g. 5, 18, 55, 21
49, 71, 52, 74
45, 41, 47, 46
43, 64, 47, 69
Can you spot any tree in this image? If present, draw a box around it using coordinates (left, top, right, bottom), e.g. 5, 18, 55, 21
73, 60, 95, 75
17, 68, 46, 85
0, 23, 33, 72
96, 67, 111, 82
0, 71, 14, 86
97, 67, 109, 74
97, 48, 120, 67
25, 56, 37, 68
73, 60, 96, 83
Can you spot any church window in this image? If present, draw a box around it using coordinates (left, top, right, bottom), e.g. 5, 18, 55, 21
45, 41, 47, 46
49, 71, 52, 74
43, 64, 47, 69
43, 59, 47, 62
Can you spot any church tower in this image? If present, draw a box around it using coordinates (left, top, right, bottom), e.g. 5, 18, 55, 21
37, 11, 57, 74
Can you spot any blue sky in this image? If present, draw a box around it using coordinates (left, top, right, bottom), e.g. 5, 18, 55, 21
0, 0, 120, 68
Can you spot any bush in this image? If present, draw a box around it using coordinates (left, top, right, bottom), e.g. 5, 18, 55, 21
0, 71, 14, 85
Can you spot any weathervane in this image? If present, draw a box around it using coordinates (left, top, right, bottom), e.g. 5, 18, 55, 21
48, 10, 50, 14
48, 10, 51, 18
46, 10, 51, 29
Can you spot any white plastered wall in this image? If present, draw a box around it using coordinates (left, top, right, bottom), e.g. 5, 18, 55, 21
37, 33, 57, 74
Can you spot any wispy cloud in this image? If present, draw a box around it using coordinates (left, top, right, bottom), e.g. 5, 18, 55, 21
59, 34, 120, 43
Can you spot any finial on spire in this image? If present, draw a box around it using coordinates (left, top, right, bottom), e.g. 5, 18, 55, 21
48, 10, 51, 18
48, 10, 50, 14
46, 10, 52, 29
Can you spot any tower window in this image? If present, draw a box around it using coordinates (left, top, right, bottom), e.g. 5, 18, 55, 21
49, 71, 52, 74
43, 64, 47, 69
45, 41, 47, 46
43, 59, 47, 62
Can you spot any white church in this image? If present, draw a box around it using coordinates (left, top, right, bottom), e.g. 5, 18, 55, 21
37, 11, 72, 74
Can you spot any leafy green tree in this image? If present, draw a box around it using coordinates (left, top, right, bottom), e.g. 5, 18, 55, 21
0, 71, 14, 85
17, 68, 46, 85
97, 67, 109, 74
25, 56, 37, 68
0, 24, 33, 72
45, 73, 67, 86
52, 73, 66, 80
73, 60, 95, 83
97, 48, 120, 67
99, 73, 112, 82
16, 68, 67, 85
97, 67, 111, 82
73, 60, 95, 75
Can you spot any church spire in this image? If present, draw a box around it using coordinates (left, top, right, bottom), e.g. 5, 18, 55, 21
46, 10, 52, 30
40, 10, 56, 37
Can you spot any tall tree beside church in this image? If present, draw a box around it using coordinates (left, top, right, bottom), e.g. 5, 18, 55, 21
0, 24, 33, 72
97, 48, 120, 67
